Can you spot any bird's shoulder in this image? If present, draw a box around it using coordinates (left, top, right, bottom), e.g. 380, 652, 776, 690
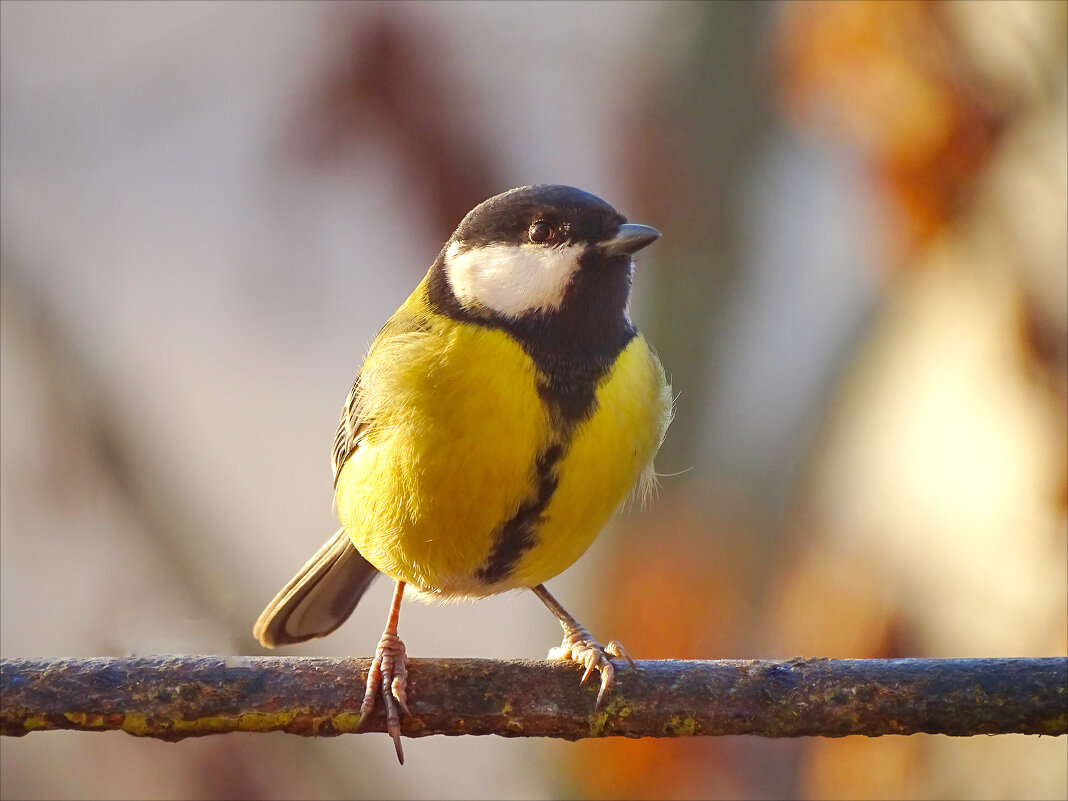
331, 280, 441, 486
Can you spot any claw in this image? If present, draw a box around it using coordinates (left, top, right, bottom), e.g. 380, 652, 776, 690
357, 582, 410, 764
605, 640, 639, 671
358, 630, 409, 764
547, 624, 631, 710
581, 660, 596, 684
532, 585, 634, 713
595, 670, 611, 711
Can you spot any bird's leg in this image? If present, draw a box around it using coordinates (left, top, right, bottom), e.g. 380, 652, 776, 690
532, 583, 637, 709
358, 580, 410, 764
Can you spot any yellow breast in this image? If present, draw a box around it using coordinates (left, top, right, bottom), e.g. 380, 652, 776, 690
334, 297, 669, 598
335, 316, 547, 594
508, 336, 669, 588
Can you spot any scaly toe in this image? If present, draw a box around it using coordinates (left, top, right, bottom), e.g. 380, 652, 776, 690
358, 631, 410, 764
357, 652, 384, 729
547, 628, 630, 709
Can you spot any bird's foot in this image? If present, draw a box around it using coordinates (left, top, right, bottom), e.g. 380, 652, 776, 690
358, 629, 410, 764
547, 625, 637, 709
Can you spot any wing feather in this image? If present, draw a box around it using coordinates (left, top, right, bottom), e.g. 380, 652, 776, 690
331, 376, 365, 488
330, 286, 435, 488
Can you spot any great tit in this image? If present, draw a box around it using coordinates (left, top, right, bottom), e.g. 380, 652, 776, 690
254, 184, 672, 763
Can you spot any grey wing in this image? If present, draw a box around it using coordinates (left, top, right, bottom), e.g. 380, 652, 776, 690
253, 527, 379, 647
254, 303, 435, 648
253, 373, 377, 649
253, 374, 376, 649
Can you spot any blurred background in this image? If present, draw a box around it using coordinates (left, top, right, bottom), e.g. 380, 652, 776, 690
1, 1, 1065, 799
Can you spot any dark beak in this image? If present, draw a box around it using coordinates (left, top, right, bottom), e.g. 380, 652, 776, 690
600, 224, 662, 257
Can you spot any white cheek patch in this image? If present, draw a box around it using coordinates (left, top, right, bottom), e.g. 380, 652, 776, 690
445, 241, 583, 317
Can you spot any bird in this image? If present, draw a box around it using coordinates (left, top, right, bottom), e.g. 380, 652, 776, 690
253, 184, 672, 763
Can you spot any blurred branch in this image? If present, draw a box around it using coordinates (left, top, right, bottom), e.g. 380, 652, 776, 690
3, 656, 1064, 740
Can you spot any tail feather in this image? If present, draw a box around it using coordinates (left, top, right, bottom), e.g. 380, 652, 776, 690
253, 528, 379, 647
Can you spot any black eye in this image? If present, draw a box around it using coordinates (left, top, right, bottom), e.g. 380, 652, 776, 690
528, 220, 555, 244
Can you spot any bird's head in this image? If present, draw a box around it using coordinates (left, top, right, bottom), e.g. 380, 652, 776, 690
437, 185, 660, 324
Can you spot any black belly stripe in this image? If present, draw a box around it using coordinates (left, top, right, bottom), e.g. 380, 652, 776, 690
424, 252, 638, 583
475, 443, 564, 584
475, 360, 622, 584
